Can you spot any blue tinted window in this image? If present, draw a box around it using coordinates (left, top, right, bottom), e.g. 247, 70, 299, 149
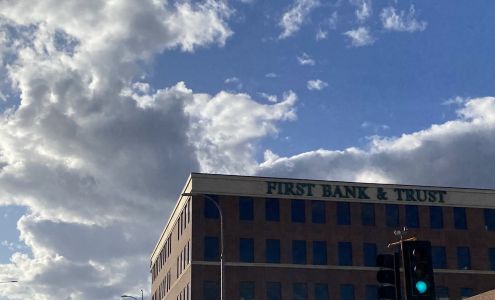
457, 247, 471, 269
315, 283, 329, 300
489, 248, 495, 270
266, 239, 280, 263
312, 241, 327, 265
386, 204, 399, 227
365, 285, 378, 300
203, 281, 219, 300
363, 243, 377, 267
312, 201, 326, 224
239, 197, 254, 221
405, 205, 419, 228
266, 198, 280, 221
337, 202, 351, 225
460, 288, 474, 298
204, 236, 219, 261
338, 242, 352, 266
240, 281, 254, 300
204, 195, 219, 219
361, 203, 375, 226
292, 200, 305, 223
340, 284, 355, 300
293, 283, 307, 300
240, 238, 254, 262
292, 240, 307, 264
432, 246, 447, 269
266, 282, 281, 300
429, 206, 443, 229
454, 207, 467, 229
484, 209, 495, 230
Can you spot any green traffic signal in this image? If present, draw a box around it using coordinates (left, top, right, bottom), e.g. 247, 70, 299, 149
415, 281, 428, 294
403, 240, 436, 299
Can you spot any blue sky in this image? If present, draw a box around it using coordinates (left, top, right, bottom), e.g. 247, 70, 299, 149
0, 0, 494, 299
0, 206, 27, 263
151, 0, 494, 155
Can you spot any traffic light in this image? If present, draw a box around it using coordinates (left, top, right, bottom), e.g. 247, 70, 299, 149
402, 240, 436, 299
376, 252, 401, 299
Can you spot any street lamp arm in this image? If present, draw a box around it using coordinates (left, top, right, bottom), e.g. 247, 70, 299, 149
121, 295, 138, 300
204, 195, 224, 300
204, 196, 224, 255
182, 193, 224, 300
0, 280, 18, 284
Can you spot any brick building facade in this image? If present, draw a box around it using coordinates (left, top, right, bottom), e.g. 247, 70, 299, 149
150, 173, 495, 300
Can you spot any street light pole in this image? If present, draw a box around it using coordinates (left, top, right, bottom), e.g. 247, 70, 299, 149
121, 289, 143, 300
206, 195, 224, 300
0, 280, 18, 284
182, 193, 224, 300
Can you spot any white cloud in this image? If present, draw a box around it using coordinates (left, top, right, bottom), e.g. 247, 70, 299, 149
316, 29, 328, 40
307, 79, 328, 91
185, 90, 297, 174
316, 11, 338, 40
225, 76, 240, 84
265, 72, 278, 78
258, 97, 495, 189
351, 0, 372, 22
361, 121, 390, 132
279, 0, 320, 39
259, 92, 279, 103
131, 82, 151, 94
297, 52, 315, 66
381, 5, 427, 32
0, 69, 296, 299
443, 96, 467, 106
0, 0, 275, 298
343, 27, 375, 47
224, 76, 243, 90
329, 11, 339, 29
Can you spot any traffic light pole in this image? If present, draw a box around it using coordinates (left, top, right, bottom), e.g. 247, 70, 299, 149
393, 252, 402, 300
387, 228, 417, 300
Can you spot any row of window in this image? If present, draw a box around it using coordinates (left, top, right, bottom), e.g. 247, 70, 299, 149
153, 198, 191, 282
153, 235, 172, 281
431, 246, 495, 270
177, 240, 191, 277
203, 281, 474, 300
206, 237, 375, 266
206, 196, 495, 230
205, 237, 495, 270
177, 198, 191, 240
153, 270, 171, 300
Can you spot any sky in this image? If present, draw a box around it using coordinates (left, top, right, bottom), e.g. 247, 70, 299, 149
0, 0, 494, 299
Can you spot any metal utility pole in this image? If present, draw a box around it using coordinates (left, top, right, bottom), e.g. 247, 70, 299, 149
182, 193, 224, 300
387, 227, 416, 300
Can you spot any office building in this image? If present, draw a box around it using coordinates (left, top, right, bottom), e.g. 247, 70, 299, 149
150, 173, 495, 299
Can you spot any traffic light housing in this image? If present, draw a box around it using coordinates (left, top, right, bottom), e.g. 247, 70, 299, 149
402, 240, 436, 299
376, 252, 401, 299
